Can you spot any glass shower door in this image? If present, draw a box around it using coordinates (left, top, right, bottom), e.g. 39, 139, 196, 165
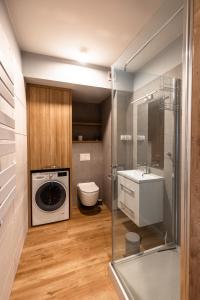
111, 2, 183, 299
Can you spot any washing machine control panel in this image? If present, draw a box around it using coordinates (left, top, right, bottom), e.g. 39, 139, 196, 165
48, 172, 66, 180
33, 171, 68, 181
58, 171, 68, 177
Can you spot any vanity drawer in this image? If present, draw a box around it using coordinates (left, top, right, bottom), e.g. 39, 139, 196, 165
118, 175, 139, 223
119, 201, 136, 223
118, 175, 139, 198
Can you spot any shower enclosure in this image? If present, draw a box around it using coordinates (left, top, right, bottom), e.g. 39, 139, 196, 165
110, 1, 184, 299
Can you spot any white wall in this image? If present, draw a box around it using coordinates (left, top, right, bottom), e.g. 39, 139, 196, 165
22, 52, 111, 89
0, 1, 28, 299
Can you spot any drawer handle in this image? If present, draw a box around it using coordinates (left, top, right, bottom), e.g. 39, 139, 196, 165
120, 202, 135, 216
120, 184, 135, 196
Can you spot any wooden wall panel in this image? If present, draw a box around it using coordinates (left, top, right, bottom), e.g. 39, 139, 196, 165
187, 0, 200, 299
181, 0, 200, 300
27, 84, 72, 170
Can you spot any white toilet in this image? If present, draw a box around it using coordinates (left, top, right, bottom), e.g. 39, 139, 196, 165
77, 182, 99, 206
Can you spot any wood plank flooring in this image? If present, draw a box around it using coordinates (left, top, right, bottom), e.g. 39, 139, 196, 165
10, 205, 119, 300
113, 210, 164, 259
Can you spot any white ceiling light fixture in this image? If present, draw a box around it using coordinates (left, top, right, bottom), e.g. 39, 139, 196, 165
78, 47, 89, 64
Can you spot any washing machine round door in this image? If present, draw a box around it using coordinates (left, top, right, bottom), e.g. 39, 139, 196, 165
35, 181, 66, 211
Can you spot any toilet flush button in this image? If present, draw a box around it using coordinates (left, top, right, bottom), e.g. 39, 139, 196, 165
80, 153, 90, 161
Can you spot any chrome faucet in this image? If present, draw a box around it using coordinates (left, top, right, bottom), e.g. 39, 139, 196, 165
137, 164, 150, 175
142, 165, 150, 176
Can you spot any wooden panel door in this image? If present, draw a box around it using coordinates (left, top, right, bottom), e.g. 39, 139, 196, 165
187, 1, 200, 299
27, 84, 72, 170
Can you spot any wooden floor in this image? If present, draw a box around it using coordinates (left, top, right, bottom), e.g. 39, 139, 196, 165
10, 205, 119, 300
113, 210, 164, 259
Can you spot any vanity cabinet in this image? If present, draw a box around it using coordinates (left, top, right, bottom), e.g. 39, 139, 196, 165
118, 174, 163, 227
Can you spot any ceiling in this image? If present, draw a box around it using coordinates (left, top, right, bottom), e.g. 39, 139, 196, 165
6, 0, 164, 67
26, 78, 111, 103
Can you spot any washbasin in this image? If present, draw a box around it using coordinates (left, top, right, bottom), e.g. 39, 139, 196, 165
117, 169, 164, 183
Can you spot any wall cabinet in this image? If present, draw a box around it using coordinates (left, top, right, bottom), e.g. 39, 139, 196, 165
27, 84, 72, 170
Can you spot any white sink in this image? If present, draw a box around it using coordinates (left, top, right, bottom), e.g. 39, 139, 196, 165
117, 169, 163, 183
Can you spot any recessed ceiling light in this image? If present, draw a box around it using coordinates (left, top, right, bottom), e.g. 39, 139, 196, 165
78, 47, 88, 64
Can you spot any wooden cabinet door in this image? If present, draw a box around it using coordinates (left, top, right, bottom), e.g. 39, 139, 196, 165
27, 84, 72, 170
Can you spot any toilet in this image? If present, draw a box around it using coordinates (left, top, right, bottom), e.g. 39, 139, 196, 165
77, 182, 99, 206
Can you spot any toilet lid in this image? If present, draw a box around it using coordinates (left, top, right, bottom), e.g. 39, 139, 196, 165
78, 182, 99, 193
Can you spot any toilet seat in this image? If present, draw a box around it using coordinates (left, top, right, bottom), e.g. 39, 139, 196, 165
78, 182, 99, 193
77, 182, 99, 206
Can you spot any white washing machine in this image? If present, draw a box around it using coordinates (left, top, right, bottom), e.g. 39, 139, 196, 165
32, 169, 69, 226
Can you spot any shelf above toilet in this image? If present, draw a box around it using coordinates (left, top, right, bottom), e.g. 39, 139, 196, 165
72, 140, 102, 143
72, 122, 102, 126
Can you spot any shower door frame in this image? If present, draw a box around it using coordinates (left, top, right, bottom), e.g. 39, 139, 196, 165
180, 0, 193, 299
111, 8, 184, 256
110, 0, 194, 299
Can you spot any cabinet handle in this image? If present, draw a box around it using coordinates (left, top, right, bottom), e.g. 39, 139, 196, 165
120, 184, 135, 196
120, 202, 135, 216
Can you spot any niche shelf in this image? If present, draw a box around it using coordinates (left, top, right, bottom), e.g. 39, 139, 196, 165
72, 140, 102, 143
72, 102, 102, 142
72, 122, 102, 126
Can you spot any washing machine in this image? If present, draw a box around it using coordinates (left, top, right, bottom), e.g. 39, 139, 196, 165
32, 169, 69, 226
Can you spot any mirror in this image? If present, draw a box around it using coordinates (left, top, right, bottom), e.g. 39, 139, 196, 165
148, 99, 164, 168
137, 99, 164, 169
137, 102, 148, 166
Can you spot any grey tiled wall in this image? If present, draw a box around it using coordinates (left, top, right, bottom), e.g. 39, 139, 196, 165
72, 142, 104, 206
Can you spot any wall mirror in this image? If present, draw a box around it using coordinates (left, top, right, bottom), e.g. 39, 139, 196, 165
137, 99, 164, 169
